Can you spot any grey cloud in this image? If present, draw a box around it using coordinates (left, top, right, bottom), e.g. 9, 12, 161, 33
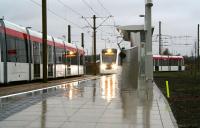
0, 0, 199, 55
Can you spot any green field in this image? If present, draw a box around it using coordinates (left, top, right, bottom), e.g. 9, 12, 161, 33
154, 71, 200, 128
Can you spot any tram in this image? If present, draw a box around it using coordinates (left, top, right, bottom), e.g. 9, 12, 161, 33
100, 48, 119, 74
153, 55, 185, 71
0, 19, 84, 84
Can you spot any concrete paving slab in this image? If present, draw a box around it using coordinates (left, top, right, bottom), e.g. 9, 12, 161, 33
0, 74, 178, 128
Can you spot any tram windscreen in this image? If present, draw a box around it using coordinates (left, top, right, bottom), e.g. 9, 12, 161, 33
102, 49, 117, 64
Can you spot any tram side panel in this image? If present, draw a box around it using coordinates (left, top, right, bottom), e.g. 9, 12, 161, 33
153, 55, 185, 72
7, 63, 29, 82
5, 23, 30, 83
0, 19, 85, 84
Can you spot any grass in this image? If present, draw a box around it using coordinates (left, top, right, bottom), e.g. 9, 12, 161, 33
154, 71, 200, 128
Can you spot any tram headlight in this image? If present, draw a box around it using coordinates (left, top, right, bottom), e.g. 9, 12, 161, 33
107, 49, 112, 53
111, 64, 117, 69
101, 64, 106, 69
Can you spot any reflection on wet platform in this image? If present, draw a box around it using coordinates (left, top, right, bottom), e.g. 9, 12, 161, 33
0, 74, 177, 128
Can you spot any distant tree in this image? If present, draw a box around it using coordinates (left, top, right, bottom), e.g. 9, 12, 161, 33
162, 48, 171, 55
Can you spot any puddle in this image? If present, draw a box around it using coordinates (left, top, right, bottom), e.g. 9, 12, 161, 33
0, 79, 90, 121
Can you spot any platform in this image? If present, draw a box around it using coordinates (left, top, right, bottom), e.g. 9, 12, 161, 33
0, 74, 177, 128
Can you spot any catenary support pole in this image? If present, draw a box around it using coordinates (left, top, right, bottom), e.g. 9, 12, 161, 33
42, 0, 47, 83
159, 21, 162, 55
93, 15, 97, 75
197, 24, 200, 72
81, 33, 84, 48
68, 25, 71, 43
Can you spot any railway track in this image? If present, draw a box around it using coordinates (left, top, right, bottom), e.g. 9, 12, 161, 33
0, 75, 98, 97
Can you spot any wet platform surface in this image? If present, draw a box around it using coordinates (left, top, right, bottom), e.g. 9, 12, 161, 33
0, 74, 177, 128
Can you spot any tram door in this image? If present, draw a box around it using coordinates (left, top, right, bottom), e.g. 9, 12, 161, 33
33, 42, 41, 79
48, 45, 53, 77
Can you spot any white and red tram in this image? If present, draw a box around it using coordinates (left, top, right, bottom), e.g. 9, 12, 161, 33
0, 19, 84, 84
100, 48, 120, 74
153, 55, 185, 71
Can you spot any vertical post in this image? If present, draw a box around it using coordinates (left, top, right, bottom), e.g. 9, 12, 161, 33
159, 21, 162, 55
81, 33, 85, 74
165, 81, 170, 98
198, 24, 199, 72
145, 0, 153, 80
81, 33, 84, 48
42, 0, 47, 83
195, 41, 197, 79
93, 15, 97, 75
68, 25, 71, 43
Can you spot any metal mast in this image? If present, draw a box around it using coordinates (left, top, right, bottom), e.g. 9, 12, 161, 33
42, 0, 47, 83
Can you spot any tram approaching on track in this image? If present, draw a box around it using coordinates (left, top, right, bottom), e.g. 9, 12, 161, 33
100, 48, 119, 74
153, 55, 185, 71
0, 19, 84, 84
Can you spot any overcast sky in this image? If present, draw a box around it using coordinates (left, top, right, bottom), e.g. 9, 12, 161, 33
0, 0, 199, 56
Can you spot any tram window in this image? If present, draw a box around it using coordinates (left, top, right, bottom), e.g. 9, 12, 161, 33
65, 51, 70, 65
0, 22, 4, 62
80, 55, 83, 65
181, 59, 184, 66
170, 60, 178, 66
163, 59, 169, 66
16, 38, 27, 63
40, 43, 43, 64
175, 60, 178, 66
178, 60, 181, 66
66, 51, 78, 65
71, 55, 78, 65
7, 36, 17, 62
33, 42, 41, 64
0, 31, 4, 62
55, 48, 64, 64
48, 45, 53, 64
7, 36, 28, 63
169, 60, 172, 66
160, 59, 164, 66
154, 59, 159, 66
102, 54, 116, 63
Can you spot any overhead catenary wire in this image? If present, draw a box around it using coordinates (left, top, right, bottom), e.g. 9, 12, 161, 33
97, 15, 112, 28
28, 0, 83, 29
95, 0, 117, 36
97, 1, 118, 43
81, 0, 100, 16
80, 0, 118, 44
153, 34, 195, 56
59, 0, 119, 47
57, 0, 83, 17
94, 0, 116, 24
96, 0, 111, 15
